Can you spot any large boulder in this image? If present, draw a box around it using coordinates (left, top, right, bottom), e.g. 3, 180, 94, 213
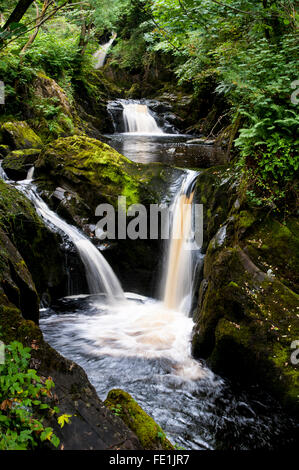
35, 135, 155, 210
192, 166, 299, 414
0, 121, 43, 150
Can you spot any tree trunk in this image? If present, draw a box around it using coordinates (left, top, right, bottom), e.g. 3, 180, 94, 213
2, 0, 35, 31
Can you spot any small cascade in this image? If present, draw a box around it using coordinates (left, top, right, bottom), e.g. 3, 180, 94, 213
122, 101, 163, 134
162, 170, 199, 313
93, 33, 117, 69
26, 166, 35, 180
0, 164, 125, 303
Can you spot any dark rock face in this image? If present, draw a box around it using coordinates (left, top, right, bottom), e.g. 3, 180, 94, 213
192, 166, 299, 414
0, 180, 67, 303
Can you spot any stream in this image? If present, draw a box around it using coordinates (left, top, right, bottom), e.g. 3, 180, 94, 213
2, 100, 297, 450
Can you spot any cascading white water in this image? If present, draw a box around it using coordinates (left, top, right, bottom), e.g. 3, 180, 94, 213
0, 165, 125, 303
122, 102, 163, 134
93, 33, 117, 69
162, 170, 199, 313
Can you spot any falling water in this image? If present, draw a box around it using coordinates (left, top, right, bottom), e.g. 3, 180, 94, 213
93, 33, 117, 69
122, 102, 163, 134
0, 164, 124, 302
162, 170, 199, 313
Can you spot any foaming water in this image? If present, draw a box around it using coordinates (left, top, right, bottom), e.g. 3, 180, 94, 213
40, 294, 298, 450
70, 296, 207, 380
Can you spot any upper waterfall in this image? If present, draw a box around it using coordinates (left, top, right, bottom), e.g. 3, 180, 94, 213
122, 102, 164, 135
93, 33, 117, 69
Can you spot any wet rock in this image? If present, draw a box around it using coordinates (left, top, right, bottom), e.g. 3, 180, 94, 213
0, 180, 67, 302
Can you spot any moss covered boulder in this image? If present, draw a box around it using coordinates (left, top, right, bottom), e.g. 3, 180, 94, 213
0, 144, 9, 158
104, 389, 174, 450
2, 149, 41, 180
35, 135, 153, 209
0, 121, 43, 150
34, 135, 169, 228
192, 166, 299, 414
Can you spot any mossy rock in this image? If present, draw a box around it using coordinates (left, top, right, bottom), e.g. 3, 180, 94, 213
35, 135, 168, 229
0, 121, 43, 150
104, 389, 174, 450
2, 148, 41, 180
35, 135, 147, 208
194, 166, 238, 252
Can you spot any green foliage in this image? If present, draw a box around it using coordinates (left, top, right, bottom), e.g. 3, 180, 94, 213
0, 340, 60, 450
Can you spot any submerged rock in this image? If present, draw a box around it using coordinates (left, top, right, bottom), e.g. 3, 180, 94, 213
104, 389, 174, 450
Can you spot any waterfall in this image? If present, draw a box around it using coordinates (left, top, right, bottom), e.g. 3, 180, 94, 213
0, 165, 125, 303
162, 170, 199, 313
122, 102, 163, 135
93, 33, 117, 69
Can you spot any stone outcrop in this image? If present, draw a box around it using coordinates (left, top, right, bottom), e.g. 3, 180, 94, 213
192, 166, 299, 414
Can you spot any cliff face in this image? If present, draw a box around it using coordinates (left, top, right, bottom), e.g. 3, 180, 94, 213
192, 166, 299, 414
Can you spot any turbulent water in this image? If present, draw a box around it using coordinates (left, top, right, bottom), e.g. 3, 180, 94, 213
162, 170, 199, 313
40, 294, 297, 450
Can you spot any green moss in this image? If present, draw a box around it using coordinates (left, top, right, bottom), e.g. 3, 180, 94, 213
35, 135, 159, 209
104, 389, 174, 450
236, 210, 256, 231
228, 281, 239, 288
0, 121, 42, 149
